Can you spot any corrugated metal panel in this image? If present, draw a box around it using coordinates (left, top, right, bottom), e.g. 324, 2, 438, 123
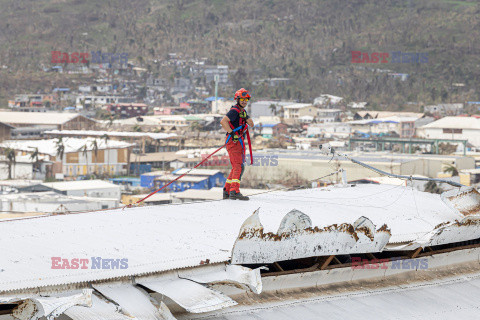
93, 283, 168, 320
64, 293, 134, 320
180, 272, 480, 320
0, 289, 91, 320
0, 185, 478, 292
138, 278, 236, 313
180, 265, 263, 294
231, 210, 391, 264
443, 187, 480, 216
388, 215, 480, 251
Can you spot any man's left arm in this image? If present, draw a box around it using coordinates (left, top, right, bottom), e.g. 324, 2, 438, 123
246, 117, 254, 127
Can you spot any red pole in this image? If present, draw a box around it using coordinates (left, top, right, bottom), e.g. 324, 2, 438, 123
126, 143, 227, 207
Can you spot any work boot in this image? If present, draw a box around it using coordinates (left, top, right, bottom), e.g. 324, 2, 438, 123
229, 191, 249, 201
223, 189, 230, 199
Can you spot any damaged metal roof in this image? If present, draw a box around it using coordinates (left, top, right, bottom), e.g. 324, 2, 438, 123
181, 271, 480, 320
1, 184, 479, 293
2, 184, 480, 319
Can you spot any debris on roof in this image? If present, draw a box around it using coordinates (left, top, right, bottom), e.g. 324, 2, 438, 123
231, 209, 391, 264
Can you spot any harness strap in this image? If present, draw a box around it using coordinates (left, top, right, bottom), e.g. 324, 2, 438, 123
225, 105, 253, 165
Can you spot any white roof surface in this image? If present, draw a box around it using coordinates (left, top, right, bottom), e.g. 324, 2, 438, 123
41, 180, 120, 191
174, 187, 265, 200
314, 94, 344, 105
187, 272, 480, 320
0, 112, 89, 125
155, 175, 208, 182
0, 184, 472, 292
132, 192, 173, 203
420, 116, 480, 130
174, 168, 221, 176
348, 116, 418, 125
45, 129, 177, 140
283, 103, 313, 109
0, 138, 133, 156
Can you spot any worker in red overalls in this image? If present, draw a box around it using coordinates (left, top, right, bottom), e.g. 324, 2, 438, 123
220, 88, 254, 200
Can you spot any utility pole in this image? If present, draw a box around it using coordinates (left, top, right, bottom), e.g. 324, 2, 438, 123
214, 74, 219, 113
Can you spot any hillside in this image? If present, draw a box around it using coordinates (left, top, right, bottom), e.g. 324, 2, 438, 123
1, 0, 480, 110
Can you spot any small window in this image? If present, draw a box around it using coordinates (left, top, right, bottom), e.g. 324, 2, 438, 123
443, 129, 462, 134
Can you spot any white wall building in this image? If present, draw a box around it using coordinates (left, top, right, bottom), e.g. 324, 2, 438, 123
41, 180, 121, 200
283, 104, 315, 124
211, 100, 233, 114
0, 191, 118, 214
313, 94, 343, 106
0, 138, 133, 177
417, 117, 480, 147
0, 156, 36, 180
307, 123, 351, 138
249, 101, 296, 118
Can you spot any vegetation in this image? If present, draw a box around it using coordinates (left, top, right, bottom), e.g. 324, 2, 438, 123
29, 147, 40, 179
0, 0, 480, 109
55, 138, 65, 161
443, 163, 459, 176
4, 148, 16, 179
424, 180, 442, 194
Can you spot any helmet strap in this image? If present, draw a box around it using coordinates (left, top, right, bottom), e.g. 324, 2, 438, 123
236, 100, 245, 109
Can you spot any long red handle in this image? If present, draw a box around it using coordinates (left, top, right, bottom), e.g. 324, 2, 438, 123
130, 144, 227, 206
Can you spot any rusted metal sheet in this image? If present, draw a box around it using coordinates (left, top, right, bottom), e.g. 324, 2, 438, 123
64, 293, 139, 320
390, 215, 480, 251
443, 187, 480, 216
231, 209, 391, 264
180, 264, 263, 294
93, 283, 168, 320
12, 299, 39, 320
137, 278, 236, 313
0, 289, 92, 320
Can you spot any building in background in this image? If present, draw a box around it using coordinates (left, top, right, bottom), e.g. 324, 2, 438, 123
424, 103, 464, 117
254, 123, 288, 139
107, 103, 149, 118
0, 138, 133, 178
150, 168, 225, 192
0, 122, 14, 141
313, 94, 344, 107
0, 191, 118, 214
249, 100, 296, 118
40, 180, 121, 201
282, 104, 316, 124
0, 112, 97, 133
417, 116, 480, 148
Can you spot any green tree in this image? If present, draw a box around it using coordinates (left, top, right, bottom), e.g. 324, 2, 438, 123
90, 140, 99, 174
30, 147, 39, 179
443, 163, 459, 176
55, 137, 65, 162
5, 148, 16, 180
269, 103, 277, 116
81, 144, 89, 176
424, 181, 442, 194
102, 134, 110, 176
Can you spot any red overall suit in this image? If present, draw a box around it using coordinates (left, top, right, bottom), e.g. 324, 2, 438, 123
223, 105, 253, 194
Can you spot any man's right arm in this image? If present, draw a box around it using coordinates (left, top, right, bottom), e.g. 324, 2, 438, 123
220, 116, 233, 133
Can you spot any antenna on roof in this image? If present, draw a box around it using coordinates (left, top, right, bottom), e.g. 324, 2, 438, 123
319, 143, 465, 188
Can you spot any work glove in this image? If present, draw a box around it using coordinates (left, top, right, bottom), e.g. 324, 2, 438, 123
229, 131, 239, 142
239, 110, 247, 119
